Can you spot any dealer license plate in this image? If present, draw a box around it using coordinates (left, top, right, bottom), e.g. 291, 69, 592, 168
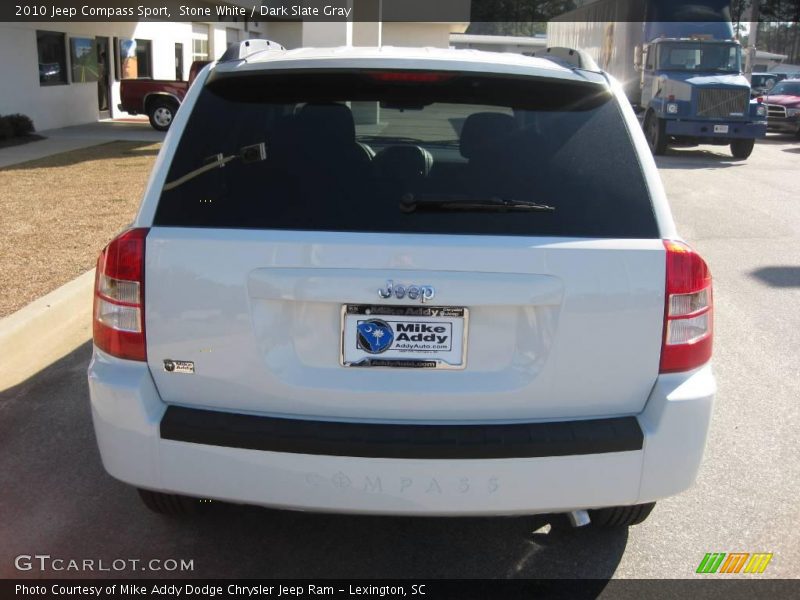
341, 304, 467, 369
714, 124, 729, 133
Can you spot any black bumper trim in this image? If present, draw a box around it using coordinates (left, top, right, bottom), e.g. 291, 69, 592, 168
160, 407, 643, 460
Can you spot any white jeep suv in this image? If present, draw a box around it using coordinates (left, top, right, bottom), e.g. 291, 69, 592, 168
88, 44, 715, 527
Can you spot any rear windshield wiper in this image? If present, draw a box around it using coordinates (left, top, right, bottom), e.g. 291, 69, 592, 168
400, 193, 555, 213
162, 142, 266, 192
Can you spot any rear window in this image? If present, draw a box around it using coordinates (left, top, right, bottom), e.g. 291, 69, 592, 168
154, 70, 658, 238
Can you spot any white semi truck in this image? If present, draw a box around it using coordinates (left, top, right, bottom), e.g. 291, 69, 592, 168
548, 0, 767, 158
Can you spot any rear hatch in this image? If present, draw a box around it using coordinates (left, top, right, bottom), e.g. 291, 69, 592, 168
144, 67, 665, 422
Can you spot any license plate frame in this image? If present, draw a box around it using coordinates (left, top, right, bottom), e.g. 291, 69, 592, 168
340, 304, 468, 369
713, 124, 729, 133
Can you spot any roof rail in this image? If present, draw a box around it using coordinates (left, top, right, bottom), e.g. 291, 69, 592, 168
531, 46, 601, 73
220, 39, 285, 62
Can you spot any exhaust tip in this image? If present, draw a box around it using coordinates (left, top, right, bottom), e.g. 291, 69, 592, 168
567, 510, 591, 528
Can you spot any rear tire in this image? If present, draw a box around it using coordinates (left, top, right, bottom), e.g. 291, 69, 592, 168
148, 99, 177, 132
589, 502, 655, 528
730, 138, 755, 159
644, 112, 668, 155
137, 488, 197, 516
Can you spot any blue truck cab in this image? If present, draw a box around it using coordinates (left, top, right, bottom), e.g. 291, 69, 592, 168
639, 22, 767, 158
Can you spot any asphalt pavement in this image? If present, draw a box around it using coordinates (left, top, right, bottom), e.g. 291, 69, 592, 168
1, 134, 798, 580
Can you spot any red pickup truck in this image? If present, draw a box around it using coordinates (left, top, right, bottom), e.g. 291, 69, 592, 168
118, 60, 209, 131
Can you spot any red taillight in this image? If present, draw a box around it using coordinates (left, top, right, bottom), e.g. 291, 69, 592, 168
756, 96, 764, 103
367, 71, 454, 83
659, 240, 713, 373
93, 228, 148, 361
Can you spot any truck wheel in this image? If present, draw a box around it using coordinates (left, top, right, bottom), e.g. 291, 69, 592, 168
148, 99, 177, 131
137, 488, 197, 516
589, 502, 655, 528
730, 138, 755, 159
644, 112, 667, 155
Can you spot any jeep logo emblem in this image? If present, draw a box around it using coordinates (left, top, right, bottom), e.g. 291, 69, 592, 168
377, 279, 435, 303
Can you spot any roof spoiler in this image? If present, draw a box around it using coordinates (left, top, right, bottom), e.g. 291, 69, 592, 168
532, 47, 601, 73
220, 39, 285, 62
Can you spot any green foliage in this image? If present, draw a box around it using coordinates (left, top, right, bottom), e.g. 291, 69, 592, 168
467, 21, 547, 36
468, 0, 577, 34
730, 0, 751, 26
0, 119, 14, 141
5, 114, 35, 136
0, 114, 35, 139
760, 0, 800, 21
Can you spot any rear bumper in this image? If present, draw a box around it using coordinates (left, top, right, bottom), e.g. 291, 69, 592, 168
117, 103, 138, 115
88, 349, 715, 516
160, 407, 644, 459
664, 119, 766, 139
766, 116, 800, 134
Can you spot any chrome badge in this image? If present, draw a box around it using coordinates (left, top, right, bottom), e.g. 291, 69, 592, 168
377, 279, 435, 303
163, 359, 195, 374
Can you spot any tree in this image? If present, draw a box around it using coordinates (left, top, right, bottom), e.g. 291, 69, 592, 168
468, 0, 577, 35
730, 0, 751, 40
756, 0, 800, 65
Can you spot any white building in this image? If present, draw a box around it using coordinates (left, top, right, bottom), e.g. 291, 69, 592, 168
0, 1, 467, 131
450, 33, 548, 55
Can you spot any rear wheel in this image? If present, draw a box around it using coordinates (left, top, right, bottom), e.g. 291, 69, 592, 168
137, 488, 197, 516
644, 112, 667, 155
589, 502, 656, 528
730, 138, 755, 159
148, 99, 178, 131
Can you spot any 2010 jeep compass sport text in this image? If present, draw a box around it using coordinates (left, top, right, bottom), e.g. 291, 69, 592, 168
88, 44, 715, 527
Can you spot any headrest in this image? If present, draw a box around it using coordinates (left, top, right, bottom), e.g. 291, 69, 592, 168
268, 115, 297, 152
373, 145, 434, 180
297, 103, 356, 144
460, 112, 515, 159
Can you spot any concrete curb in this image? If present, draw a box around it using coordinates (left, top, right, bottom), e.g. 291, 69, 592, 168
0, 139, 108, 169
0, 269, 95, 391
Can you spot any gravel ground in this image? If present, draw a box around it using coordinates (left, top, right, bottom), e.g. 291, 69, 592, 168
0, 141, 160, 317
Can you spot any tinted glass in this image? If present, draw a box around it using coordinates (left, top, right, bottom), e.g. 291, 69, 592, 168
770, 82, 800, 95
36, 30, 68, 86
658, 43, 740, 73
154, 71, 658, 238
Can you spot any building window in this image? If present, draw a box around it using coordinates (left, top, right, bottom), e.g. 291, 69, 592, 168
175, 42, 184, 81
192, 38, 209, 62
135, 39, 153, 78
117, 38, 137, 79
37, 30, 68, 86
192, 23, 210, 63
117, 38, 150, 79
69, 37, 98, 83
